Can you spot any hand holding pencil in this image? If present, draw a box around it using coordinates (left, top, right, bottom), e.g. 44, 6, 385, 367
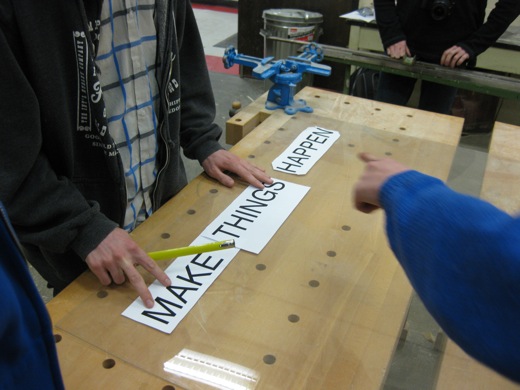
148, 239, 236, 261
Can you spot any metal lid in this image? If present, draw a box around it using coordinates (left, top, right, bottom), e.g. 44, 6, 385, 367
262, 9, 323, 23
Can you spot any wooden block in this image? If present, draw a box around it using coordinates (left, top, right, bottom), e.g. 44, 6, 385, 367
226, 110, 271, 145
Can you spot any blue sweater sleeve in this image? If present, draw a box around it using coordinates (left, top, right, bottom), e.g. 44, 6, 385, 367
0, 204, 64, 389
380, 170, 520, 383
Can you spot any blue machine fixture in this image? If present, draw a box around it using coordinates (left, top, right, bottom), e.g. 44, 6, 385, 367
222, 43, 331, 115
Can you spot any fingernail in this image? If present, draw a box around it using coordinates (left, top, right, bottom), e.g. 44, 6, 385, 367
165, 277, 172, 285
146, 299, 154, 308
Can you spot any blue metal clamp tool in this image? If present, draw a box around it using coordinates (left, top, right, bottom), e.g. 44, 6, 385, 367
223, 43, 331, 115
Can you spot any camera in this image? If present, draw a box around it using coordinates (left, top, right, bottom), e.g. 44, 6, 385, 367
421, 0, 454, 21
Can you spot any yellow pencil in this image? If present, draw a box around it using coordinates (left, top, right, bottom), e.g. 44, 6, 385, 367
148, 239, 236, 261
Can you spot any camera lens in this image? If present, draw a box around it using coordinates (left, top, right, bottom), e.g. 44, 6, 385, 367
431, 0, 452, 21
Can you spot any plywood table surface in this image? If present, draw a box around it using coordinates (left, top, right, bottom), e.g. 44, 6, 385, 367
47, 87, 463, 389
480, 121, 520, 215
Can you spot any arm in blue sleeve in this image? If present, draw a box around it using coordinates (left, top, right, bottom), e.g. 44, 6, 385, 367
380, 170, 520, 383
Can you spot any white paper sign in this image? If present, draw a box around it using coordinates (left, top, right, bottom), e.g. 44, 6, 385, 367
122, 236, 240, 334
123, 179, 309, 333
272, 126, 340, 175
201, 179, 310, 254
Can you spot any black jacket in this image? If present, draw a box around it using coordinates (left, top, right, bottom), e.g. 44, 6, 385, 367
0, 0, 223, 285
374, 0, 520, 63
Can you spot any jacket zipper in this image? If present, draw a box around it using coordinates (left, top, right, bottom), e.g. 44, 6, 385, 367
152, 7, 176, 210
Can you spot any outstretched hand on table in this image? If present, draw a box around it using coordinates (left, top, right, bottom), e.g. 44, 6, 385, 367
85, 228, 171, 308
202, 149, 273, 189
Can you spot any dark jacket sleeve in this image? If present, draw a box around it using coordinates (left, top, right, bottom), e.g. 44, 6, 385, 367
175, 1, 223, 164
457, 0, 520, 59
374, 0, 407, 50
0, 4, 117, 260
380, 170, 520, 383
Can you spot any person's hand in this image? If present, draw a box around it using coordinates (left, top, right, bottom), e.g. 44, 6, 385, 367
386, 40, 411, 59
85, 228, 171, 308
202, 149, 273, 189
440, 45, 469, 68
353, 152, 410, 213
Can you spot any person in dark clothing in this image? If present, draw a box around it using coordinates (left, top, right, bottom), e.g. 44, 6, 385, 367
373, 0, 520, 114
0, 202, 64, 390
0, 0, 272, 308
353, 152, 520, 383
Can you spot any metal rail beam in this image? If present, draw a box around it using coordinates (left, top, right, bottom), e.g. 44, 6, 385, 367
266, 37, 520, 100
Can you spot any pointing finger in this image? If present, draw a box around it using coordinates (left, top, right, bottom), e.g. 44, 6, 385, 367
358, 152, 380, 163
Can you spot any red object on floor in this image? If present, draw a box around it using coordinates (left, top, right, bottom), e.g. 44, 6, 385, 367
206, 55, 238, 75
192, 3, 238, 14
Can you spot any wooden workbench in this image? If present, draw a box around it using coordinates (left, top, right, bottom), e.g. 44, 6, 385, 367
47, 87, 463, 389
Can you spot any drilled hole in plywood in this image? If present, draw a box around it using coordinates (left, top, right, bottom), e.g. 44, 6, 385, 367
187, 209, 196, 215
209, 189, 218, 194
102, 359, 116, 369
288, 314, 300, 323
54, 334, 62, 343
314, 95, 321, 98
97, 290, 108, 299
248, 155, 255, 159
162, 386, 176, 390
263, 355, 276, 365
385, 152, 392, 156
161, 233, 171, 239
399, 127, 406, 131
341, 225, 351, 231
327, 251, 336, 257
309, 280, 320, 288
234, 118, 242, 122
256, 264, 267, 271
